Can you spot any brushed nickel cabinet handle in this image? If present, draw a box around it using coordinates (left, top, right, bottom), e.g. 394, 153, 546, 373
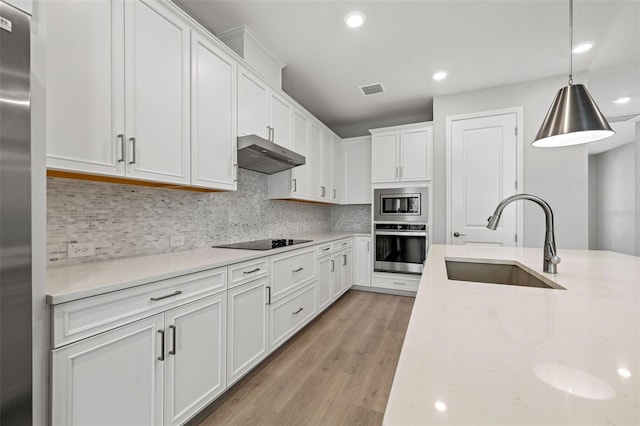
129, 137, 136, 165
293, 178, 297, 192
292, 307, 303, 315
266, 286, 271, 305
150, 290, 182, 301
168, 325, 176, 355
293, 267, 304, 273
331, 260, 334, 272
393, 281, 406, 286
117, 134, 125, 163
343, 254, 347, 266
243, 268, 261, 275
157, 330, 165, 361
322, 247, 331, 252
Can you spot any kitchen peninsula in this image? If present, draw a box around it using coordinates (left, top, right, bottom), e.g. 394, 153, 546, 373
384, 244, 640, 425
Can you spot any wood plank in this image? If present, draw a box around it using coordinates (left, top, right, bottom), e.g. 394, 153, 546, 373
188, 290, 414, 426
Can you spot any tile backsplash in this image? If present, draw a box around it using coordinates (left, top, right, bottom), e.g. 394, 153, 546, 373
47, 170, 371, 267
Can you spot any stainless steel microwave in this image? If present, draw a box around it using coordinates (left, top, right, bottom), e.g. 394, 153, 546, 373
374, 187, 428, 223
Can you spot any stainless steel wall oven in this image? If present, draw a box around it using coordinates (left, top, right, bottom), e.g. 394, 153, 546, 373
374, 223, 428, 275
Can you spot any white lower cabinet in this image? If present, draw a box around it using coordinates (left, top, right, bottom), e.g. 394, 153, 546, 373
331, 253, 344, 299
342, 248, 354, 291
164, 294, 226, 426
355, 236, 372, 286
226, 277, 269, 386
317, 255, 333, 312
269, 282, 317, 352
52, 292, 226, 426
52, 315, 164, 426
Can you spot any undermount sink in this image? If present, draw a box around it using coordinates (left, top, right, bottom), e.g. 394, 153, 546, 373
445, 259, 566, 290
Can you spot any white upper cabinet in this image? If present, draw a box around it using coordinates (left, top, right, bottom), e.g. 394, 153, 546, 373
307, 121, 323, 200
330, 137, 341, 203
124, 0, 191, 185
342, 137, 372, 204
371, 122, 433, 183
269, 91, 293, 149
238, 66, 292, 148
191, 30, 238, 190
321, 131, 332, 201
45, 0, 125, 177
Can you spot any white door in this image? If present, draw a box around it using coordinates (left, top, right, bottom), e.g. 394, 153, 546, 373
372, 133, 400, 183
331, 254, 343, 299
125, 0, 191, 184
164, 294, 226, 426
291, 108, 309, 198
355, 237, 371, 286
342, 249, 353, 290
51, 315, 164, 425
269, 91, 292, 148
317, 256, 332, 311
401, 127, 432, 181
227, 278, 268, 386
191, 31, 237, 190
45, 0, 126, 176
238, 67, 269, 139
308, 122, 322, 200
450, 111, 519, 246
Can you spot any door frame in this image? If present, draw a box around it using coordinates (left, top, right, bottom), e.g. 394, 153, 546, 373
445, 107, 524, 246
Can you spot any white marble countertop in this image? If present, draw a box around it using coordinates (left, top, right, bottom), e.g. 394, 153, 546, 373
384, 244, 640, 425
47, 232, 367, 305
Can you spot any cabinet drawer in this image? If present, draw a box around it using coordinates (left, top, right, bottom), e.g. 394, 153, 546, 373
372, 274, 420, 291
228, 257, 269, 288
270, 248, 316, 300
52, 267, 227, 348
331, 238, 352, 251
317, 243, 333, 257
269, 282, 316, 351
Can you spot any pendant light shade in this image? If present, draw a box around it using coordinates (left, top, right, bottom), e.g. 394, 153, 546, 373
532, 0, 615, 148
532, 83, 615, 147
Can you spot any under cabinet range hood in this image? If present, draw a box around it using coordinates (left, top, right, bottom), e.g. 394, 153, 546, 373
237, 135, 305, 174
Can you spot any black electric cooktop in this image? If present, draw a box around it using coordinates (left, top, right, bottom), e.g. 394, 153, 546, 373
213, 238, 313, 251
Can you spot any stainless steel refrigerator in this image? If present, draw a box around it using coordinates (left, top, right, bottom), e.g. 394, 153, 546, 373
0, 1, 32, 424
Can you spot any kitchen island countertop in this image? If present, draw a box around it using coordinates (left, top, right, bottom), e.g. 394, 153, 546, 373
47, 232, 369, 305
384, 244, 639, 425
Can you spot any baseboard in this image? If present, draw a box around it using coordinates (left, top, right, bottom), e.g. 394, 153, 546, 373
351, 285, 417, 298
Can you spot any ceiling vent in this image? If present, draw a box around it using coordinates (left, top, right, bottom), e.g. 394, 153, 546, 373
359, 83, 385, 96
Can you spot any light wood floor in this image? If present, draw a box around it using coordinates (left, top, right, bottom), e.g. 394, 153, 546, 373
189, 290, 415, 426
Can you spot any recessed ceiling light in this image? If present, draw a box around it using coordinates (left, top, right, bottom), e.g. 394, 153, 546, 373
345, 11, 365, 28
572, 42, 593, 54
432, 71, 448, 81
434, 401, 447, 412
613, 97, 631, 104
617, 367, 631, 378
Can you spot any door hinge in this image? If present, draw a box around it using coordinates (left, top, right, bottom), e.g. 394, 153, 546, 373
515, 234, 518, 243
514, 127, 518, 136
515, 180, 518, 190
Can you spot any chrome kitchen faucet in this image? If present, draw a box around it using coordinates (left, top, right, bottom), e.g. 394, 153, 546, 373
487, 194, 561, 274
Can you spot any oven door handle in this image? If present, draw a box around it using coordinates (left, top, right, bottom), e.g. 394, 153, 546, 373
375, 231, 427, 237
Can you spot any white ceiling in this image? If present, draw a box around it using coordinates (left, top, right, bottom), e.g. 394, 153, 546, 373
174, 0, 640, 137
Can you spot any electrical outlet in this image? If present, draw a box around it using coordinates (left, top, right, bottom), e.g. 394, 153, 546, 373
170, 235, 185, 247
67, 243, 95, 258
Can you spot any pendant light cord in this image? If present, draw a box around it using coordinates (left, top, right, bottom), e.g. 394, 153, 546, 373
569, 0, 573, 85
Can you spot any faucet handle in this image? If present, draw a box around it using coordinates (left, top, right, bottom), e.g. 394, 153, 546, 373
549, 255, 561, 265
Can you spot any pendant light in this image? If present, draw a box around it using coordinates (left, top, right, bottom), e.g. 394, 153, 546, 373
532, 0, 614, 147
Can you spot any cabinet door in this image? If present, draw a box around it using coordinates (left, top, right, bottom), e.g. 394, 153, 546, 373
238, 67, 269, 139
308, 122, 322, 200
400, 127, 432, 181
331, 254, 344, 299
290, 108, 309, 198
342, 138, 372, 204
355, 237, 372, 286
51, 315, 164, 425
124, 0, 191, 185
330, 138, 341, 203
227, 278, 268, 386
269, 91, 292, 149
45, 0, 126, 176
372, 132, 400, 183
164, 294, 226, 426
317, 256, 332, 311
321, 132, 332, 200
191, 31, 237, 190
342, 248, 353, 290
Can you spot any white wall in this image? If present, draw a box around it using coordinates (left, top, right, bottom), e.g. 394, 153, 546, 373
636, 122, 640, 256
588, 155, 599, 250
433, 75, 590, 249
591, 142, 636, 255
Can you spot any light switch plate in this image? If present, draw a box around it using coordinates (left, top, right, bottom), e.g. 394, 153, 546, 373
68, 243, 95, 258
170, 235, 185, 247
